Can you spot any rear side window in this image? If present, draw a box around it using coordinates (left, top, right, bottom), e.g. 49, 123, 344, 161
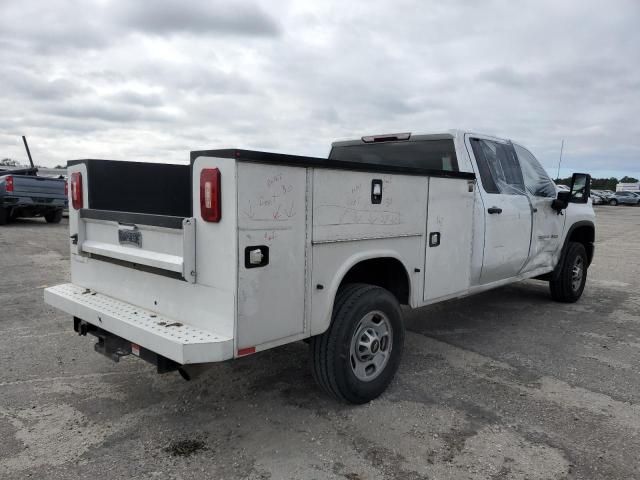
514, 144, 557, 198
470, 138, 525, 195
329, 139, 458, 171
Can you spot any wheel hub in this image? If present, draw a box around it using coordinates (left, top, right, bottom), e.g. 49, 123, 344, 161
350, 311, 393, 382
571, 256, 584, 292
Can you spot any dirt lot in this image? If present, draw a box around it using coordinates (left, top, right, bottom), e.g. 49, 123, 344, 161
0, 206, 639, 480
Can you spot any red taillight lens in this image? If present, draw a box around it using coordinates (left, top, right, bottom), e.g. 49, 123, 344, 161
71, 172, 83, 210
64, 179, 68, 197
5, 175, 13, 192
200, 168, 221, 222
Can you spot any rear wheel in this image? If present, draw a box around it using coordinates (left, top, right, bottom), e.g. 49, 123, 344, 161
310, 283, 404, 404
44, 209, 63, 223
550, 242, 588, 303
0, 208, 8, 225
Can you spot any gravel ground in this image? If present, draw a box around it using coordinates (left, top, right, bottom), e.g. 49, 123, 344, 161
0, 206, 639, 479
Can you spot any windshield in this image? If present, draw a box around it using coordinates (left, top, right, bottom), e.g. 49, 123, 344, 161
329, 139, 458, 171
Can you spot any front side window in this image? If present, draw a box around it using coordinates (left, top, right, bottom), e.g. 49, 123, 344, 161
514, 144, 557, 198
470, 138, 525, 195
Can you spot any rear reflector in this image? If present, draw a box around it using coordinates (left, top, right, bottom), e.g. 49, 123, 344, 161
200, 168, 221, 222
237, 346, 256, 356
71, 172, 83, 210
5, 175, 13, 193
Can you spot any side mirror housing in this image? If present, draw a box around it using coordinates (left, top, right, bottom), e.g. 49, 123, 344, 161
552, 190, 570, 212
552, 173, 591, 212
569, 172, 591, 204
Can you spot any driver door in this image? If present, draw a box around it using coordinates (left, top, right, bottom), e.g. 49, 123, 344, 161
514, 144, 566, 272
466, 135, 532, 284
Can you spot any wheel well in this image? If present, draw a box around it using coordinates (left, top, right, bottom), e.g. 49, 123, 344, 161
569, 225, 595, 265
339, 257, 410, 305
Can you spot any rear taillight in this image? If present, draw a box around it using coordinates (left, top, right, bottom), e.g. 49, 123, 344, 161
64, 179, 68, 197
71, 172, 83, 210
5, 175, 13, 192
200, 168, 221, 222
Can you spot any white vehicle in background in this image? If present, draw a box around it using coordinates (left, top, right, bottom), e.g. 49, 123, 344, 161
44, 130, 595, 403
616, 182, 640, 193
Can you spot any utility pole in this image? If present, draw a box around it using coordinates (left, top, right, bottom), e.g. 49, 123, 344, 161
556, 139, 564, 181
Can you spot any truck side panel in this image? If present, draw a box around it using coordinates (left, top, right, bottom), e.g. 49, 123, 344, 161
310, 169, 428, 336
236, 163, 308, 350
312, 170, 427, 243
423, 177, 475, 302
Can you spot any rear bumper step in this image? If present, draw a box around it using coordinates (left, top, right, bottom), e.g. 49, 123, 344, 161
44, 283, 233, 364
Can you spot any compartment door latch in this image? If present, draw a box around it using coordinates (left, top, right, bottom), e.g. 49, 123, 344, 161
371, 179, 383, 204
245, 245, 269, 268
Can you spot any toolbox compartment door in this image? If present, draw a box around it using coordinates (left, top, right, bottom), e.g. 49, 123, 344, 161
423, 177, 475, 301
235, 163, 308, 350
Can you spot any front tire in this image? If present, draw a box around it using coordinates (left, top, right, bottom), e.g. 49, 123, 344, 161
310, 283, 405, 404
609, 199, 618, 206
44, 209, 63, 223
550, 242, 588, 303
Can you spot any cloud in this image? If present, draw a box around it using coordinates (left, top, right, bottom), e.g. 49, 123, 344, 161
0, 1, 111, 52
114, 0, 281, 37
1, 67, 87, 100
0, 0, 637, 179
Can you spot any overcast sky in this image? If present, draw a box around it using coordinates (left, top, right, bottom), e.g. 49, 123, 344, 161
1, 0, 639, 179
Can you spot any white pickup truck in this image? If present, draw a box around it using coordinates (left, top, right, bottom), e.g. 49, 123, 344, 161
44, 130, 595, 403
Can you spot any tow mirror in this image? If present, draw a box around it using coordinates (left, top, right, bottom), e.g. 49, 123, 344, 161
552, 173, 591, 212
569, 172, 591, 204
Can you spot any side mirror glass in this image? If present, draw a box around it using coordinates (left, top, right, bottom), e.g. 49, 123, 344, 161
569, 173, 591, 204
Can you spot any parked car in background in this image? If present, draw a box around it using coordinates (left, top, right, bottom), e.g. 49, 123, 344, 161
0, 137, 67, 225
556, 184, 570, 191
590, 192, 605, 205
609, 191, 640, 206
0, 173, 67, 224
592, 189, 614, 201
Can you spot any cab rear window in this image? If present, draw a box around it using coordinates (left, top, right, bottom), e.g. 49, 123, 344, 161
329, 140, 458, 171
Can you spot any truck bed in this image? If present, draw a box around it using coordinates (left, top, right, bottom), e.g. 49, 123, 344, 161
51, 138, 476, 364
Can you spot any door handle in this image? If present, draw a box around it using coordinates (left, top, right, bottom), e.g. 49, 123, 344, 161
487, 207, 502, 214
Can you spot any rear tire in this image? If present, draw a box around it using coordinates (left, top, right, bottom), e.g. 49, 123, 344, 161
44, 209, 63, 223
310, 283, 404, 404
0, 208, 8, 225
550, 242, 588, 303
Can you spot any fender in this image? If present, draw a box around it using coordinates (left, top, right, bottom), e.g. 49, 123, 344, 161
311, 249, 413, 336
550, 220, 595, 280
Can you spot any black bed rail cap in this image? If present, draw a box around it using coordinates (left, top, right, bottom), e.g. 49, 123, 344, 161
190, 148, 476, 180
